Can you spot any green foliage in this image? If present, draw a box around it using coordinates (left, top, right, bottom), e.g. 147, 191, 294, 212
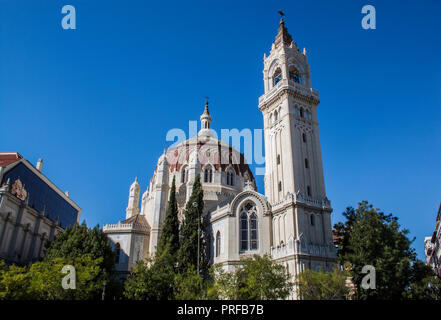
296, 268, 349, 300
123, 243, 175, 300
0, 255, 105, 300
173, 266, 207, 300
334, 201, 432, 299
210, 254, 293, 300
405, 260, 441, 300
0, 222, 122, 300
177, 174, 209, 276
45, 223, 115, 276
157, 176, 180, 259
210, 264, 240, 299
0, 263, 31, 300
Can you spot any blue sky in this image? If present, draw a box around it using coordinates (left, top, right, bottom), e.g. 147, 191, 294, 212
1, 0, 440, 259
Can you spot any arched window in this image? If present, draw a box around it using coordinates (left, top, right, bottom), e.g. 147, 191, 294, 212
181, 166, 188, 183
240, 211, 248, 251
216, 231, 221, 257
274, 110, 278, 122
239, 202, 258, 252
204, 165, 213, 183
272, 68, 282, 87
289, 67, 301, 84
310, 214, 315, 226
300, 107, 304, 118
305, 158, 309, 169
302, 133, 307, 143
114, 243, 121, 264
226, 169, 235, 186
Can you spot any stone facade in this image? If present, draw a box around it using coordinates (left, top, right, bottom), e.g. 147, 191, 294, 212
0, 153, 81, 264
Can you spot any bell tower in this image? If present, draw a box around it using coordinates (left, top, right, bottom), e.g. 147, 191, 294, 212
259, 14, 325, 205
259, 14, 336, 285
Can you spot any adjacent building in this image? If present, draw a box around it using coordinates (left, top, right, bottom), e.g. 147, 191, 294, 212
425, 203, 441, 276
0, 152, 81, 264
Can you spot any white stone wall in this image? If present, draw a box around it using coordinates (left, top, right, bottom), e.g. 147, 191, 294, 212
0, 192, 64, 264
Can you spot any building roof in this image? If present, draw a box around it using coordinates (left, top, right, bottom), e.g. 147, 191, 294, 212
0, 152, 23, 167
121, 214, 149, 228
0, 152, 81, 226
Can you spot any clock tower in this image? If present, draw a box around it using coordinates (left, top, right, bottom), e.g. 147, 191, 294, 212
259, 15, 336, 290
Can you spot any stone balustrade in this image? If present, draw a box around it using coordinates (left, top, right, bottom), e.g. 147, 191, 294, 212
259, 79, 319, 105
271, 236, 337, 260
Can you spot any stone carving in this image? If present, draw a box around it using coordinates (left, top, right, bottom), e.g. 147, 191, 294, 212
10, 178, 27, 201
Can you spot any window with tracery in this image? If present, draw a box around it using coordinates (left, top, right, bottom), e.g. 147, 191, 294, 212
239, 202, 259, 252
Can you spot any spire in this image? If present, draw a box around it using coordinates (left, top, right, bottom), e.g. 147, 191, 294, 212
127, 177, 140, 219
274, 11, 294, 48
131, 176, 140, 187
199, 97, 212, 137
203, 98, 210, 116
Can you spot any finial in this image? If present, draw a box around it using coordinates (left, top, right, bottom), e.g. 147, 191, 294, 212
278, 10, 285, 24
204, 96, 210, 115
135, 176, 138, 182
274, 10, 293, 48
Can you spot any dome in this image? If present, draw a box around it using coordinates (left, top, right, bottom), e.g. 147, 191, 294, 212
142, 101, 256, 215
165, 131, 254, 182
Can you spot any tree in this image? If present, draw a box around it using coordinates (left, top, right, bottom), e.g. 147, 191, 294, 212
45, 222, 115, 276
157, 176, 180, 259
334, 201, 418, 299
211, 254, 293, 300
296, 267, 349, 300
177, 174, 208, 276
210, 264, 240, 299
123, 243, 175, 300
0, 262, 31, 300
173, 266, 207, 300
43, 222, 121, 299
0, 254, 104, 300
405, 260, 441, 300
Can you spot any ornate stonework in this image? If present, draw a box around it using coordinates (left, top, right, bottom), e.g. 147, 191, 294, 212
10, 179, 27, 201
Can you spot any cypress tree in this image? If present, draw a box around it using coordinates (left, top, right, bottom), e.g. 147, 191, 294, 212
157, 176, 180, 258
177, 174, 208, 276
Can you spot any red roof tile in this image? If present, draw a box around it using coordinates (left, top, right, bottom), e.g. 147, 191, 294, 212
0, 152, 23, 167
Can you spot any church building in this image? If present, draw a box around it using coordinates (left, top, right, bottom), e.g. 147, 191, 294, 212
103, 16, 337, 295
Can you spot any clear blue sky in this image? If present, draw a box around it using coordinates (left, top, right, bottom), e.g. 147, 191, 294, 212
1, 0, 440, 260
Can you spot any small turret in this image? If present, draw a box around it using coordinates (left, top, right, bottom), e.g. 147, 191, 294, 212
126, 177, 140, 219
198, 99, 213, 137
